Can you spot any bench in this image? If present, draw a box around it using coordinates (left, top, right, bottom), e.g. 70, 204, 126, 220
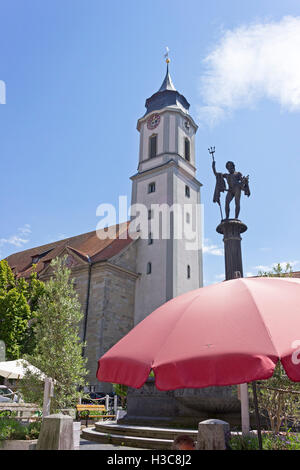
76, 404, 115, 425
0, 403, 40, 421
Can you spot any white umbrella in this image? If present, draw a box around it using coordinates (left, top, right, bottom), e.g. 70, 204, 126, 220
0, 360, 55, 416
0, 359, 46, 380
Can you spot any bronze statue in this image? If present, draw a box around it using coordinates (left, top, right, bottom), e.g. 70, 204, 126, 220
209, 147, 250, 220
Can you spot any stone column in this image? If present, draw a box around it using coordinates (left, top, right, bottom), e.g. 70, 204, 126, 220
216, 219, 247, 280
217, 218, 250, 435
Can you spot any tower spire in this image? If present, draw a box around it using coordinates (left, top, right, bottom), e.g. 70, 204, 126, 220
159, 47, 176, 92
144, 50, 190, 115
158, 66, 176, 92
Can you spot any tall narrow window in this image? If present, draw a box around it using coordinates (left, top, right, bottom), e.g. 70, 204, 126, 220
186, 212, 190, 224
148, 208, 152, 220
185, 138, 190, 161
148, 182, 156, 193
149, 135, 157, 158
185, 185, 190, 198
148, 233, 153, 245
187, 265, 191, 279
147, 262, 152, 274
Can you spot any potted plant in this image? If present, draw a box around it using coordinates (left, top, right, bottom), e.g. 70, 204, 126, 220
0, 418, 41, 450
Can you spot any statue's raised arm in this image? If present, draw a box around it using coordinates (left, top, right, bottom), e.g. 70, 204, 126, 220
209, 147, 226, 219
212, 158, 217, 176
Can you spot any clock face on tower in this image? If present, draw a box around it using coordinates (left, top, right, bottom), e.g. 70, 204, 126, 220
147, 113, 161, 130
184, 119, 191, 131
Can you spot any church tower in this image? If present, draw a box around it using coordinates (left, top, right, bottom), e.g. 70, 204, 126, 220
131, 61, 203, 324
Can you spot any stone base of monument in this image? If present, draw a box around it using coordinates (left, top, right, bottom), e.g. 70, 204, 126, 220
82, 421, 197, 449
120, 379, 246, 428
36, 413, 74, 450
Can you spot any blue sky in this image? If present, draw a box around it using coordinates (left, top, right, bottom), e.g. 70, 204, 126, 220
1, 0, 300, 285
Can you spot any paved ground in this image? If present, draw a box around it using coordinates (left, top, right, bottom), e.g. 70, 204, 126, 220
79, 438, 143, 450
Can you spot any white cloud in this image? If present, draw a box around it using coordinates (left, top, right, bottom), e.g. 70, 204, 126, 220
215, 273, 225, 280
203, 238, 224, 256
0, 224, 31, 249
260, 247, 272, 253
18, 224, 31, 236
0, 236, 29, 247
199, 16, 300, 125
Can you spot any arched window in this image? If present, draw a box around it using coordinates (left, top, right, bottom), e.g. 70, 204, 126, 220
187, 265, 191, 279
147, 262, 152, 274
185, 185, 190, 198
184, 138, 190, 161
149, 134, 157, 158
148, 182, 156, 193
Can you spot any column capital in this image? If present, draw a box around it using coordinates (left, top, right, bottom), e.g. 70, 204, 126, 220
216, 219, 247, 236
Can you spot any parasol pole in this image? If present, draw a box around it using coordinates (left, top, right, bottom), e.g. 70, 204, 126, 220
239, 383, 250, 435
252, 381, 263, 450
234, 271, 250, 436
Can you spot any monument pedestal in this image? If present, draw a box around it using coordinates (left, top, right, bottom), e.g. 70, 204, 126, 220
121, 378, 243, 428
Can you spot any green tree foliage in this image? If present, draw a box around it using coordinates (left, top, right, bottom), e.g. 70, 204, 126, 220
0, 260, 45, 359
255, 364, 300, 433
20, 257, 88, 410
253, 262, 300, 432
258, 262, 293, 277
113, 383, 128, 408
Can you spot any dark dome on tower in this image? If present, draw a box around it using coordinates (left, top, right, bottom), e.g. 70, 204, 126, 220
144, 65, 190, 116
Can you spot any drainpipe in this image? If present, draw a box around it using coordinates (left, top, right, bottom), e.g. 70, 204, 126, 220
82, 255, 92, 358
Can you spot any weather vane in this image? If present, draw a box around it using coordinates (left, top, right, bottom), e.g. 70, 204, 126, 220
209, 147, 250, 220
164, 46, 170, 64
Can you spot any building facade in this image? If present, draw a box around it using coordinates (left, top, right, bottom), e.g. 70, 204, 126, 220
6, 65, 203, 390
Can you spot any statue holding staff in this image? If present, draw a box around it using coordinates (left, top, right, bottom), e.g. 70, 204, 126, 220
209, 147, 250, 220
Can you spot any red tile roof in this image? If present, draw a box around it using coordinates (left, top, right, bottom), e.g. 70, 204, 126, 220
5, 222, 134, 279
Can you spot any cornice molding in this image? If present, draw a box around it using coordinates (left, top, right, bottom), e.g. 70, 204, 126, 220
131, 159, 203, 187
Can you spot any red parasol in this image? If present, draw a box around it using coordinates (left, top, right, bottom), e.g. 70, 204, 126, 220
97, 277, 300, 389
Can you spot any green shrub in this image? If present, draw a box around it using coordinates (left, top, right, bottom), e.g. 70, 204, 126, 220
26, 421, 41, 440
0, 411, 17, 418
0, 418, 41, 442
262, 432, 300, 451
0, 419, 12, 441
230, 432, 300, 450
230, 434, 259, 450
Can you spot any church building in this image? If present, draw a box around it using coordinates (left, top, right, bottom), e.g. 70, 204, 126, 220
6, 63, 204, 390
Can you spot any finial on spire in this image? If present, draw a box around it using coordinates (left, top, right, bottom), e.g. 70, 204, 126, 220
158, 49, 176, 92
164, 46, 170, 64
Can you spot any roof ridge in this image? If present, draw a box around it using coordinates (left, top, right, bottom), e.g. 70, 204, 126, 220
5, 221, 133, 279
